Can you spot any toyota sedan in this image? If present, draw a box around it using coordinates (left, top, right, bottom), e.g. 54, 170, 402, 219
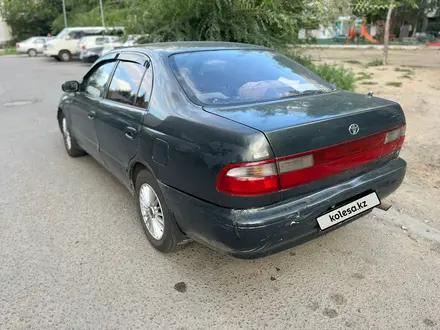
57, 42, 406, 258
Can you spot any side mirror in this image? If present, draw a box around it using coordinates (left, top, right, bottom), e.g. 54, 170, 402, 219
62, 80, 79, 93
65, 35, 71, 40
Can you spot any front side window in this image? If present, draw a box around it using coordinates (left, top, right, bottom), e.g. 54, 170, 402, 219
170, 50, 336, 106
55, 28, 69, 39
106, 61, 147, 106
83, 62, 116, 98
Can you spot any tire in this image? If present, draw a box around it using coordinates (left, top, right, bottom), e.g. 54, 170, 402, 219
59, 50, 72, 62
59, 113, 86, 157
135, 170, 186, 253
27, 49, 37, 57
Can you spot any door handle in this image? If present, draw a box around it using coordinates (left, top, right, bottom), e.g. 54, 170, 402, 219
124, 127, 137, 140
88, 111, 96, 120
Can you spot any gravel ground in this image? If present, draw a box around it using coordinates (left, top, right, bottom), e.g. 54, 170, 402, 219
1, 55, 440, 330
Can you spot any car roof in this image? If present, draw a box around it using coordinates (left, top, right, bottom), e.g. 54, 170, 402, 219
123, 41, 270, 57
64, 26, 124, 31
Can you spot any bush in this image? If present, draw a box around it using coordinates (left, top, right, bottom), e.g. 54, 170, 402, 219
313, 63, 356, 91
126, 0, 304, 49
366, 58, 383, 67
287, 54, 356, 91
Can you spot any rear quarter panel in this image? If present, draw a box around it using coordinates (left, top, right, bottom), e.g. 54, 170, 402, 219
134, 53, 279, 209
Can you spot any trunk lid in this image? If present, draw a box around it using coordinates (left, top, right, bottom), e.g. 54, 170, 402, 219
203, 91, 405, 158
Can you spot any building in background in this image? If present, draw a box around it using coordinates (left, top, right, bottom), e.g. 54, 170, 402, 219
0, 10, 12, 46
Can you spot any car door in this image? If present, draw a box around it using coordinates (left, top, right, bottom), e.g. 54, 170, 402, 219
68, 60, 117, 160
34, 38, 46, 53
67, 31, 84, 55
95, 53, 153, 185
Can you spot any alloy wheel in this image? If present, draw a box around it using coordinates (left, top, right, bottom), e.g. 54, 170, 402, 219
139, 183, 165, 240
62, 117, 72, 150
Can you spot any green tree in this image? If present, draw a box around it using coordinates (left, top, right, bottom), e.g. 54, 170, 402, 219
0, 0, 60, 40
122, 0, 305, 49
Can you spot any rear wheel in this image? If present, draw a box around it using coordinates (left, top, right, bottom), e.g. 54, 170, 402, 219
135, 170, 186, 253
59, 50, 71, 62
27, 49, 37, 57
60, 113, 86, 157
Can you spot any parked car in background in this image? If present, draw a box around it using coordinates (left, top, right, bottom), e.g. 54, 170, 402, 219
99, 35, 145, 57
123, 34, 144, 47
78, 35, 120, 63
57, 42, 406, 258
16, 37, 50, 57
44, 26, 124, 62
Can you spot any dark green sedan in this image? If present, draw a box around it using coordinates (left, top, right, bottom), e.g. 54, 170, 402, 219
57, 42, 406, 258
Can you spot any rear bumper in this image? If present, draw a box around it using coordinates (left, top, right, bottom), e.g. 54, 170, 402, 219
160, 158, 407, 259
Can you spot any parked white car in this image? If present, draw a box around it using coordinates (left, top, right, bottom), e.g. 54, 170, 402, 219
100, 35, 145, 57
78, 35, 120, 63
16, 37, 50, 57
43, 26, 124, 62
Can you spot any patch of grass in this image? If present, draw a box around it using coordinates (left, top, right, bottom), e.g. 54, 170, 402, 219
345, 60, 361, 64
313, 63, 356, 91
366, 58, 383, 67
291, 54, 356, 91
399, 73, 413, 80
360, 81, 378, 85
395, 67, 413, 72
386, 81, 402, 87
0, 48, 17, 56
356, 72, 373, 81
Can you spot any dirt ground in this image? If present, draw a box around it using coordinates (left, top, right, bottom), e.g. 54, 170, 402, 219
305, 47, 440, 231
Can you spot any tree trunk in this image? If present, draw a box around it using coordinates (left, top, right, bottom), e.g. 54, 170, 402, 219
383, 5, 394, 65
421, 16, 428, 32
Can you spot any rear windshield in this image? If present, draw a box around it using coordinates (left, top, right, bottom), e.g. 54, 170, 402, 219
169, 50, 335, 106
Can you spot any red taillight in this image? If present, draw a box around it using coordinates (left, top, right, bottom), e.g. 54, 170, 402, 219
82, 45, 86, 50
217, 125, 406, 196
16, 43, 20, 48
216, 160, 279, 196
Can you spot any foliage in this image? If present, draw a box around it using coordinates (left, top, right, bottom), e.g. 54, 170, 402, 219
395, 67, 413, 72
360, 81, 378, 84
123, 0, 305, 49
0, 48, 17, 55
313, 63, 356, 91
366, 58, 383, 66
399, 73, 413, 79
0, 0, 59, 40
294, 55, 356, 91
355, 0, 418, 64
386, 81, 402, 86
1, 0, 356, 90
357, 72, 374, 80
345, 60, 361, 64
51, 0, 130, 34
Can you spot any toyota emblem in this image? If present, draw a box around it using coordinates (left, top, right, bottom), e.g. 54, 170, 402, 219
349, 124, 360, 135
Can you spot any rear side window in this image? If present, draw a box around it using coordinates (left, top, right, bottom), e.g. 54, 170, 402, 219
69, 31, 83, 40
106, 61, 147, 106
135, 67, 153, 108
170, 50, 335, 106
95, 37, 107, 45
83, 62, 116, 98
